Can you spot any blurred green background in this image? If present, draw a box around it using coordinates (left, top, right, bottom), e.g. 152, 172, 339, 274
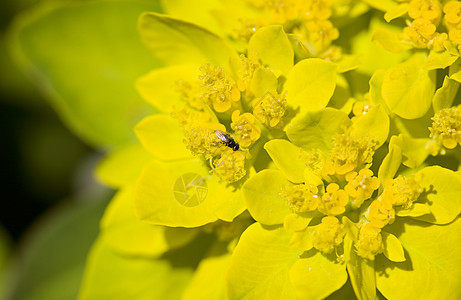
0, 0, 163, 298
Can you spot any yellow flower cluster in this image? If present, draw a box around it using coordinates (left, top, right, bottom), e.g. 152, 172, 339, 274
198, 64, 241, 112
238, 0, 339, 57
311, 216, 346, 254
355, 223, 384, 261
252, 92, 287, 128
344, 168, 380, 208
400, 0, 447, 51
383, 175, 423, 208
231, 110, 261, 147
429, 105, 461, 150
283, 183, 319, 213
323, 130, 377, 176
444, 1, 461, 50
318, 183, 348, 216
212, 148, 247, 182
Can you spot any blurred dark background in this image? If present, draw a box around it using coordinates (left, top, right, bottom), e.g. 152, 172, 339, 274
0, 0, 94, 243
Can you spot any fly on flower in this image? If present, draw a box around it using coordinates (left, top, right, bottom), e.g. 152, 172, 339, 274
215, 130, 239, 151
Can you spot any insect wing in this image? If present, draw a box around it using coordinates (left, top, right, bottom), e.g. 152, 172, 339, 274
215, 130, 231, 143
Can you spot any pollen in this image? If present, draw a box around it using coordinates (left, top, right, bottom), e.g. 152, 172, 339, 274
212, 148, 246, 183
366, 196, 395, 228
408, 0, 442, 25
344, 168, 380, 208
283, 184, 319, 213
198, 64, 241, 113
323, 130, 377, 176
311, 216, 345, 254
355, 222, 384, 260
429, 105, 461, 149
230, 110, 261, 148
252, 92, 287, 128
383, 175, 423, 208
318, 183, 349, 216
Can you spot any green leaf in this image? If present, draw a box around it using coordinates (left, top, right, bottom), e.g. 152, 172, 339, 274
227, 223, 299, 300
183, 253, 231, 300
423, 51, 458, 70
449, 57, 461, 83
414, 166, 461, 224
346, 248, 376, 300
133, 158, 245, 227
248, 25, 294, 77
433, 76, 460, 112
378, 139, 402, 182
264, 139, 305, 183
382, 231, 405, 262
384, 3, 409, 22
101, 187, 198, 257
284, 58, 337, 114
5, 195, 109, 300
371, 28, 412, 53
134, 114, 190, 161
390, 134, 429, 169
290, 251, 348, 299
136, 65, 199, 113
78, 236, 194, 300
350, 104, 389, 147
376, 218, 461, 300
286, 108, 351, 152
138, 12, 238, 68
95, 143, 153, 188
250, 67, 278, 98
242, 169, 292, 226
381, 54, 435, 119
9, 0, 163, 148
395, 203, 431, 217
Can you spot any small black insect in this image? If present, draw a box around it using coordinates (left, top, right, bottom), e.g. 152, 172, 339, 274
215, 130, 239, 151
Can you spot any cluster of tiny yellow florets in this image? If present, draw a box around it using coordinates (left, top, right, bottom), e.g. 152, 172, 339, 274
175, 55, 289, 183
444, 1, 461, 51
237, 0, 340, 58
399, 0, 455, 51
252, 92, 287, 127
355, 173, 424, 260
429, 105, 461, 150
311, 216, 346, 254
323, 129, 377, 176
344, 168, 380, 208
284, 183, 319, 213
198, 64, 241, 113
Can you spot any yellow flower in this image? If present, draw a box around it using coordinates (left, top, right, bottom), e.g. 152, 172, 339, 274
355, 222, 384, 260
252, 92, 287, 127
323, 130, 377, 176
199, 64, 241, 113
429, 105, 461, 149
302, 0, 332, 21
311, 216, 345, 254
182, 123, 226, 159
383, 175, 423, 208
444, 1, 461, 29
448, 27, 461, 50
366, 196, 395, 228
236, 53, 259, 92
401, 18, 437, 49
212, 148, 247, 183
408, 0, 442, 25
283, 184, 319, 213
230, 110, 261, 148
344, 168, 380, 208
318, 183, 349, 216
305, 19, 339, 52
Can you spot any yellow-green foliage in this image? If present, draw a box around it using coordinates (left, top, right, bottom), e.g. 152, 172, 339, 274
11, 0, 461, 299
